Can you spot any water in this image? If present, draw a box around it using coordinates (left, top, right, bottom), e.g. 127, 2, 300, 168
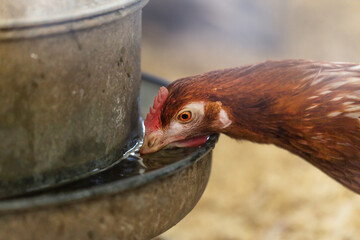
7, 143, 199, 198
60, 147, 198, 192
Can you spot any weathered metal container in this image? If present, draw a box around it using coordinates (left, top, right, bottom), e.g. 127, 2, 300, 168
0, 0, 148, 198
0, 75, 218, 240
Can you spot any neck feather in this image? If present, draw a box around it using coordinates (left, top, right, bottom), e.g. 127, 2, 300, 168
168, 59, 360, 193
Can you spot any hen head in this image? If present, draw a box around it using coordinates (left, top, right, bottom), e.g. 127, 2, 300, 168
140, 82, 232, 154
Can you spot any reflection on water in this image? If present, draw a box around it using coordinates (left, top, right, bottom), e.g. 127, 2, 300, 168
63, 146, 198, 191
8, 145, 199, 198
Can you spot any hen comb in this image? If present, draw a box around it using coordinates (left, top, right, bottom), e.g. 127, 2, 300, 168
144, 86, 169, 134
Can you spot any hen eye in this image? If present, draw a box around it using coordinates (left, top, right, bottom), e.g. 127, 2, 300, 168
177, 110, 192, 122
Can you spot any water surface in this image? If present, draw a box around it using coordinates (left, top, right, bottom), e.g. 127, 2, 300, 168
8, 146, 199, 198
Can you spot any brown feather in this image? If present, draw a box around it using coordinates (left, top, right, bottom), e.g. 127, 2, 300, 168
161, 59, 360, 193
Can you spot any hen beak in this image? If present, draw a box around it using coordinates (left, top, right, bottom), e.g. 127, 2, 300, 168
140, 130, 167, 154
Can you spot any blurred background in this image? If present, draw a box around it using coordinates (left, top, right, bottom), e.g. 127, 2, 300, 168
142, 1, 360, 239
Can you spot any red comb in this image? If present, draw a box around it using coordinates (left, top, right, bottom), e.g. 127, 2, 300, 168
144, 86, 169, 134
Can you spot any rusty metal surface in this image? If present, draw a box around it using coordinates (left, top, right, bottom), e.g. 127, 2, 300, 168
0, 0, 148, 198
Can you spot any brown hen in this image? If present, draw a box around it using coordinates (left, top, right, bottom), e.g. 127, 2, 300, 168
140, 59, 360, 193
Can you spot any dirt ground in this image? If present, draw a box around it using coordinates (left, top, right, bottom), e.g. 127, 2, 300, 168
142, 1, 360, 239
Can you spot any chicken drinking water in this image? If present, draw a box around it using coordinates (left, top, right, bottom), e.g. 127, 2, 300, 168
140, 59, 360, 193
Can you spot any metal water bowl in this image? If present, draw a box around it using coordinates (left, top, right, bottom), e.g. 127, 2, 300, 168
0, 75, 217, 239
0, 1, 217, 238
